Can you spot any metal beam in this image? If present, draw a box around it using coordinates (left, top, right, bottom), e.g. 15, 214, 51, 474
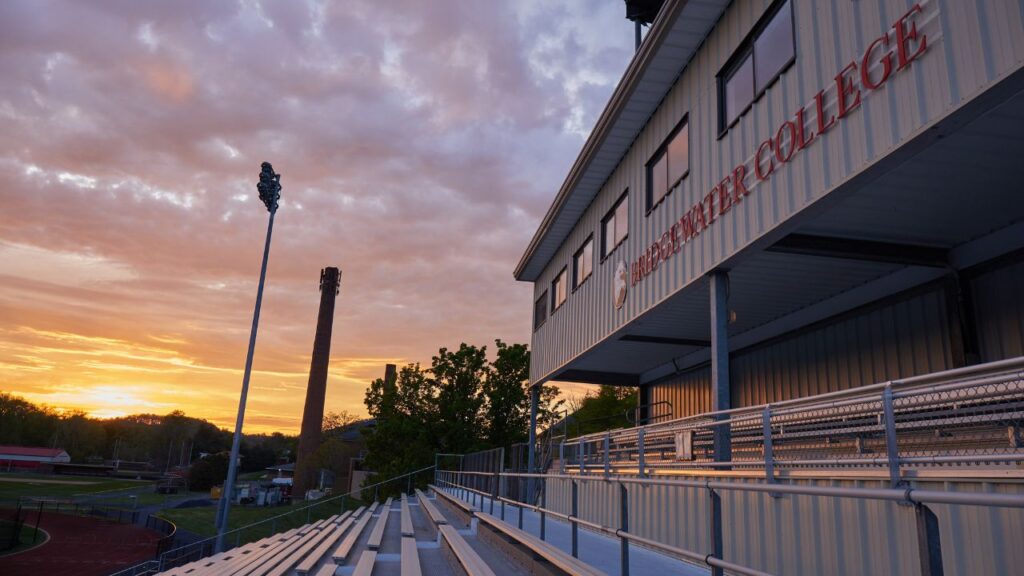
768, 233, 949, 267
709, 271, 731, 463
620, 334, 710, 347
555, 369, 640, 387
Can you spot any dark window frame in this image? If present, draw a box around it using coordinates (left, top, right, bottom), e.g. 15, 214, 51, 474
717, 0, 796, 137
572, 235, 594, 291
646, 115, 690, 214
533, 291, 548, 331
601, 190, 630, 261
551, 267, 568, 312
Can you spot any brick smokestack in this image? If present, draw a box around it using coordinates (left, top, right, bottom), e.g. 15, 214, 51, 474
294, 267, 341, 498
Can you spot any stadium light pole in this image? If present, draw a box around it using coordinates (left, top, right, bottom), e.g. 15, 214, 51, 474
214, 162, 281, 553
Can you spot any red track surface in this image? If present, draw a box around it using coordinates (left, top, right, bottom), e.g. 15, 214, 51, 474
0, 511, 162, 576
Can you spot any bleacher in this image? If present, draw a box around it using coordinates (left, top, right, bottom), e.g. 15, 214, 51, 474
155, 485, 656, 576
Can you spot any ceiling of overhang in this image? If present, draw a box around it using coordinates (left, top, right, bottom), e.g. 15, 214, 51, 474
516, 0, 732, 282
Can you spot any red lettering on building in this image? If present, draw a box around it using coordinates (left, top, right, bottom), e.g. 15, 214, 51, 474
836, 62, 862, 119
861, 35, 893, 90
895, 4, 928, 70
627, 5, 930, 288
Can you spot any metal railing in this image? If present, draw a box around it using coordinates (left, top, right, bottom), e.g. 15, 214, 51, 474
435, 465, 1024, 576
109, 464, 436, 576
558, 357, 1024, 483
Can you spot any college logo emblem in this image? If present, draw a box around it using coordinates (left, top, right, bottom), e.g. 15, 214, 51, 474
614, 261, 628, 310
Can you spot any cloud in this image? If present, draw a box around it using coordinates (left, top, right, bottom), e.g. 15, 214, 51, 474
0, 0, 632, 433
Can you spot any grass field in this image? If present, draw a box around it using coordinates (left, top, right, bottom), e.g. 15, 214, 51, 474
0, 473, 152, 501
158, 496, 364, 544
0, 524, 48, 557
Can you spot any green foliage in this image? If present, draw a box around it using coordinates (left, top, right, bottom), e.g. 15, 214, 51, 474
188, 453, 229, 491
569, 385, 638, 436
362, 340, 562, 496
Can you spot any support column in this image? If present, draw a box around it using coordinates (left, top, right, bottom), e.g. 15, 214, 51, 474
709, 271, 732, 462
527, 384, 539, 503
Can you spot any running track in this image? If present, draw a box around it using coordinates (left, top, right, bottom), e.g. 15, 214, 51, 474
0, 510, 162, 576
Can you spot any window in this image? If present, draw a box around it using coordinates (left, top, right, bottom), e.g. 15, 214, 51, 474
719, 0, 794, 132
573, 237, 593, 289
534, 291, 547, 330
602, 192, 629, 258
647, 119, 689, 211
551, 268, 568, 310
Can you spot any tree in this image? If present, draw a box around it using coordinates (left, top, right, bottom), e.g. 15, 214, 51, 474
322, 410, 358, 434
568, 386, 638, 436
431, 343, 488, 454
188, 453, 229, 491
483, 340, 564, 449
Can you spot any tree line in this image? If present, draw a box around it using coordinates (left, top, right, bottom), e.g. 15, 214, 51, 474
0, 393, 297, 477
360, 339, 636, 488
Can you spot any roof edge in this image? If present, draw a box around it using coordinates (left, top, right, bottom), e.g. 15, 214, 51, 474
513, 0, 689, 282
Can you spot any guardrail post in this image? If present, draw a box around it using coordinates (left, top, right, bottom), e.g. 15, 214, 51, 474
500, 473, 506, 521
762, 405, 776, 486
579, 441, 586, 475
915, 503, 944, 576
604, 433, 611, 478
571, 479, 579, 558
341, 495, 346, 515
517, 482, 524, 531
560, 441, 566, 474
637, 428, 646, 478
620, 482, 629, 576
540, 477, 547, 541
491, 471, 498, 515
708, 487, 723, 576
882, 384, 903, 489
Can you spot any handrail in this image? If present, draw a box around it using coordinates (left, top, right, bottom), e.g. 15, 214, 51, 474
568, 357, 1024, 443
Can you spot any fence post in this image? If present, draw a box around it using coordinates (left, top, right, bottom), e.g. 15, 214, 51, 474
620, 482, 629, 576
603, 433, 611, 478
915, 503, 945, 576
560, 441, 566, 474
579, 440, 586, 476
491, 471, 498, 515
500, 473, 506, 522
517, 483, 524, 531
763, 405, 776, 486
540, 478, 546, 541
882, 384, 902, 488
708, 486, 723, 576
571, 479, 579, 558
637, 428, 646, 478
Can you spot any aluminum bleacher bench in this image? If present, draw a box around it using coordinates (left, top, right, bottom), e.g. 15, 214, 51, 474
400, 493, 414, 537
295, 510, 355, 575
401, 536, 422, 576
352, 550, 378, 576
264, 514, 344, 576
367, 496, 393, 550
331, 502, 377, 563
429, 484, 478, 525
475, 512, 607, 576
219, 528, 302, 575
167, 528, 299, 576
414, 489, 446, 525
239, 518, 329, 576
439, 524, 496, 576
313, 563, 338, 576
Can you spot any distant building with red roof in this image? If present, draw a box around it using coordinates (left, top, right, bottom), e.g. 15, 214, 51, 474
0, 445, 71, 471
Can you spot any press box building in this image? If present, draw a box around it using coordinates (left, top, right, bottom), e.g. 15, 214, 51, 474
516, 0, 1024, 424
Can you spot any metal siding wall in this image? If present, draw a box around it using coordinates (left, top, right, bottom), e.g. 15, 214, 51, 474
543, 475, 1024, 576
530, 0, 1024, 383
731, 286, 956, 406
648, 285, 956, 414
971, 258, 1024, 361
648, 365, 712, 420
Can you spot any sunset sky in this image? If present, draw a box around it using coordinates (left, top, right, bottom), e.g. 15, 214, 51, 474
0, 1, 634, 433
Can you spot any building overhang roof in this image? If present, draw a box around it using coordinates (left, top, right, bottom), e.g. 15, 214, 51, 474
514, 0, 732, 282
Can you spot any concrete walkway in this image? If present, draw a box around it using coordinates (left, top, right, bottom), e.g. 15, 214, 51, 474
437, 487, 707, 576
